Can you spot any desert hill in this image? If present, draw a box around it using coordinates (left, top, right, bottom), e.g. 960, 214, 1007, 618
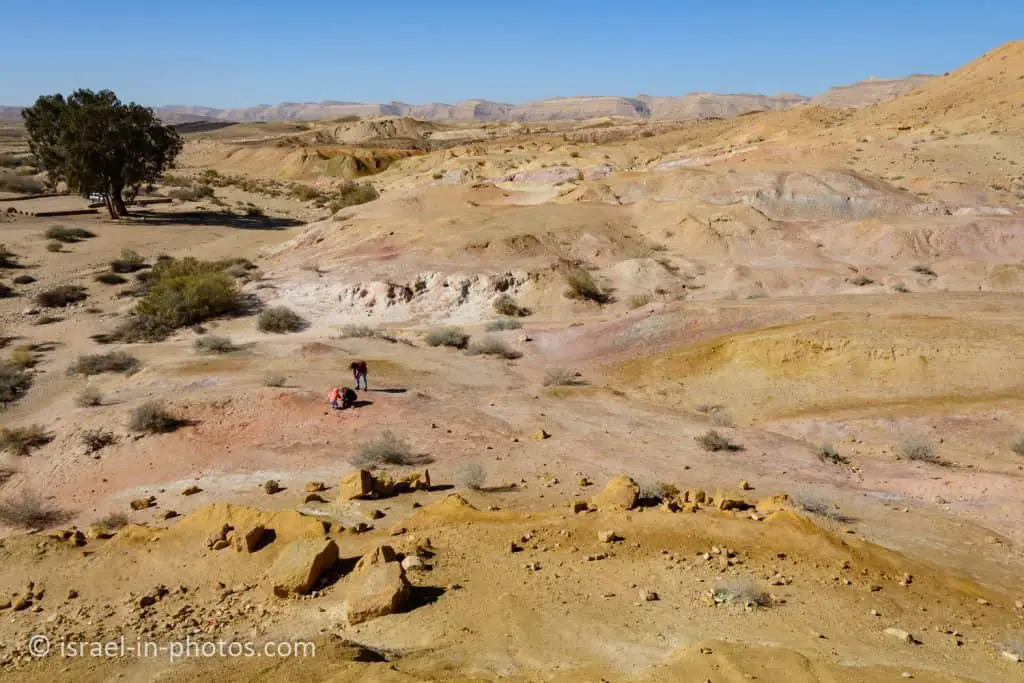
809, 74, 935, 108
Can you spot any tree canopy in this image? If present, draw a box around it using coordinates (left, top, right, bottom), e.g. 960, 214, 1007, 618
22, 89, 182, 219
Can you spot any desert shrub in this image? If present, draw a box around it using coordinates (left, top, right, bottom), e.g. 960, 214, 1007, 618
493, 293, 528, 317
710, 410, 734, 428
0, 282, 16, 298
290, 184, 323, 201
104, 315, 174, 343
45, 226, 94, 243
70, 351, 139, 376
0, 244, 19, 268
46, 241, 64, 253
712, 578, 771, 607
168, 184, 215, 202
0, 174, 43, 194
12, 275, 34, 285
628, 294, 652, 309
128, 400, 182, 434
911, 265, 937, 277
486, 317, 522, 332
455, 462, 486, 490
36, 285, 87, 308
263, 373, 286, 387
816, 443, 849, 465
95, 511, 129, 532
791, 490, 845, 521
565, 268, 610, 304
425, 326, 470, 349
1011, 437, 1024, 457
0, 363, 32, 404
245, 206, 265, 217
110, 249, 147, 273
892, 283, 910, 293
96, 272, 128, 285
900, 437, 939, 463
0, 425, 53, 456
696, 430, 742, 452
0, 489, 70, 529
257, 306, 304, 333
194, 334, 235, 353
0, 465, 14, 488
543, 367, 579, 387
327, 182, 378, 211
350, 430, 431, 468
134, 258, 244, 330
81, 428, 117, 453
76, 386, 103, 407
467, 336, 522, 359
8, 347, 35, 369
849, 275, 874, 287
339, 323, 376, 338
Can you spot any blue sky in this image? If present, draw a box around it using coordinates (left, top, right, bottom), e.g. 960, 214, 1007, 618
2, 1, 1020, 107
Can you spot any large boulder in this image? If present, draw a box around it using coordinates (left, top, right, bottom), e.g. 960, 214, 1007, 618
338, 470, 374, 500
342, 562, 411, 625
589, 476, 639, 511
233, 524, 268, 553
372, 470, 430, 497
267, 539, 339, 598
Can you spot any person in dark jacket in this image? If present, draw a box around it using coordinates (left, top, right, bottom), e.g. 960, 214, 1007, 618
349, 360, 368, 390
341, 387, 358, 409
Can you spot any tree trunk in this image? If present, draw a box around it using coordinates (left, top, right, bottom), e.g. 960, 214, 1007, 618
103, 193, 119, 219
111, 187, 128, 218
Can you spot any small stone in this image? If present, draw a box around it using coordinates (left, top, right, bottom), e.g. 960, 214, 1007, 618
181, 486, 202, 496
884, 628, 915, 644
130, 497, 156, 511
571, 501, 590, 513
263, 480, 282, 495
303, 493, 326, 504
533, 429, 550, 440
163, 510, 179, 520
139, 595, 157, 608
509, 542, 522, 553
597, 531, 621, 543
211, 539, 230, 550
977, 598, 990, 606
66, 590, 78, 600
739, 480, 752, 491
870, 609, 880, 616
400, 556, 426, 572
305, 481, 326, 493
366, 509, 385, 520
640, 590, 658, 602
1001, 650, 1022, 663
901, 673, 913, 679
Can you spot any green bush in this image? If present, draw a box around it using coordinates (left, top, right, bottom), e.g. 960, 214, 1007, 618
263, 373, 287, 387
110, 249, 147, 273
901, 438, 939, 463
133, 258, 244, 330
257, 306, 304, 333
35, 285, 87, 308
76, 386, 103, 407
326, 182, 378, 211
543, 367, 580, 387
168, 184, 215, 202
81, 428, 117, 453
1012, 437, 1024, 457
105, 315, 174, 343
0, 425, 53, 456
45, 226, 95, 243
46, 241, 64, 253
565, 268, 610, 304
0, 245, 19, 268
816, 443, 849, 465
339, 323, 377, 338
69, 351, 139, 376
0, 283, 14, 298
425, 326, 469, 349
12, 275, 35, 285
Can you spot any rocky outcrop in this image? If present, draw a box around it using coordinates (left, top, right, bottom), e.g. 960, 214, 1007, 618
267, 539, 339, 597
589, 476, 640, 511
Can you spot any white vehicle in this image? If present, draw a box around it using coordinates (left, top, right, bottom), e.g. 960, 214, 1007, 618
88, 192, 106, 202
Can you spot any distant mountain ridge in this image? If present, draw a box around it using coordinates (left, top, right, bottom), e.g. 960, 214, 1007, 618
0, 74, 935, 124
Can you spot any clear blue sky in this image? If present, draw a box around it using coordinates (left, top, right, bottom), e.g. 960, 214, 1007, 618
2, 1, 1020, 107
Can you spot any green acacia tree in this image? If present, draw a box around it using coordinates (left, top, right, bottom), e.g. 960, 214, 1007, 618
22, 89, 182, 219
